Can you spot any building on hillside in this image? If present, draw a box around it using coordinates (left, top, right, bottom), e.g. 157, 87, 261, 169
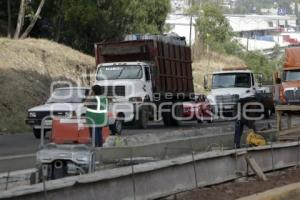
226, 14, 297, 38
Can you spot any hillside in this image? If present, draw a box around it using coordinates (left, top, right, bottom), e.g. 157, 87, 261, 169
0, 38, 95, 133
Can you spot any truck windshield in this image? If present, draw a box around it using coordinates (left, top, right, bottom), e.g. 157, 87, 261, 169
47, 89, 88, 104
212, 73, 251, 89
97, 65, 143, 80
284, 70, 300, 81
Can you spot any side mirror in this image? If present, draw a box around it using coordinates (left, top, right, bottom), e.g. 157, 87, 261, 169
276, 78, 282, 84
258, 74, 263, 83
204, 75, 208, 90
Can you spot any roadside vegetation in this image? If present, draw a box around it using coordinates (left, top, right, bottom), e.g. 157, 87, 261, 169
0, 0, 171, 133
0, 38, 95, 133
189, 1, 283, 89
0, 0, 171, 54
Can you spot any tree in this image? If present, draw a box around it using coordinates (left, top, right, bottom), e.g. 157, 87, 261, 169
14, 0, 26, 38
14, 0, 46, 39
195, 2, 233, 51
7, 0, 12, 38
20, 0, 45, 38
35, 0, 170, 53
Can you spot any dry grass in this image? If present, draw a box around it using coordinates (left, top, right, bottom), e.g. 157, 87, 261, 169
192, 51, 245, 93
0, 38, 95, 133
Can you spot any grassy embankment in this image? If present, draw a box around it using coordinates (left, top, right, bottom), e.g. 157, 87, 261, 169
0, 38, 95, 133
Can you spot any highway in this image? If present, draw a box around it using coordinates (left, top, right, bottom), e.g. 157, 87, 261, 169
0, 119, 275, 173
0, 120, 238, 157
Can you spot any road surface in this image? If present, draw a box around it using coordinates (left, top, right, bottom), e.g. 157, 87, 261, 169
0, 118, 275, 173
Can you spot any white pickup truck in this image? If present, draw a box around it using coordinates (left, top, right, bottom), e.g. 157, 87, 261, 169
204, 68, 274, 119
26, 87, 122, 139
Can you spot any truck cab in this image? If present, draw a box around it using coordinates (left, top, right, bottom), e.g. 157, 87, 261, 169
281, 69, 300, 104
274, 48, 300, 105
205, 68, 271, 118
95, 62, 153, 103
95, 62, 153, 127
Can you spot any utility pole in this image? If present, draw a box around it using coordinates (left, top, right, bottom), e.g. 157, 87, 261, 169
189, 0, 194, 46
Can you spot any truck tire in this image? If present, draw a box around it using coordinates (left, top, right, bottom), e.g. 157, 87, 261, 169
109, 119, 123, 135
264, 108, 271, 119
162, 105, 183, 126
33, 128, 48, 139
33, 128, 42, 139
137, 106, 149, 129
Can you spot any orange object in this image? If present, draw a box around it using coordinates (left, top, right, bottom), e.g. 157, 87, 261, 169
284, 48, 300, 69
51, 118, 110, 145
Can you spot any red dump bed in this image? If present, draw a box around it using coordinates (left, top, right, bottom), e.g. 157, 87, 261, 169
284, 48, 300, 69
95, 40, 194, 95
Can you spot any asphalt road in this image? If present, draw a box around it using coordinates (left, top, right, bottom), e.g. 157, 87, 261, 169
0, 117, 279, 173
0, 119, 274, 158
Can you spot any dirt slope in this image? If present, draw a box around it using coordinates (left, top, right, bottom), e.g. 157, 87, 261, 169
192, 52, 246, 93
0, 38, 95, 133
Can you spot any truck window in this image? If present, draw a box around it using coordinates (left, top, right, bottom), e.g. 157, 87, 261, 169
212, 73, 251, 89
284, 70, 300, 81
145, 67, 151, 81
97, 65, 143, 80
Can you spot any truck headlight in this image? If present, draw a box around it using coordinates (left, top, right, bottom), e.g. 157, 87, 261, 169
29, 112, 37, 118
129, 97, 143, 102
74, 153, 90, 164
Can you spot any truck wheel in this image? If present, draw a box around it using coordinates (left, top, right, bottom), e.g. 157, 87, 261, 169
33, 128, 41, 139
137, 106, 149, 129
264, 108, 271, 119
162, 105, 183, 126
109, 119, 123, 135
197, 119, 203, 124
162, 112, 173, 126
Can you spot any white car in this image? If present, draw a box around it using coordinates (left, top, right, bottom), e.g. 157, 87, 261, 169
26, 87, 122, 139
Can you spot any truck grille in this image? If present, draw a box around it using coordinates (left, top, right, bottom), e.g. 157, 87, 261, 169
285, 89, 300, 104
216, 94, 239, 105
29, 111, 69, 119
99, 86, 125, 97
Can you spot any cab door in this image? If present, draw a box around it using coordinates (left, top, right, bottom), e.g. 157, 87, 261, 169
143, 65, 153, 101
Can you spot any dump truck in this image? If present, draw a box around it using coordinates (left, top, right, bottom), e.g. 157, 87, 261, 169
94, 34, 194, 128
275, 47, 300, 105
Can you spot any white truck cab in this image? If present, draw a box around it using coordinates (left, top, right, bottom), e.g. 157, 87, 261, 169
95, 62, 153, 102
205, 68, 264, 117
94, 62, 154, 128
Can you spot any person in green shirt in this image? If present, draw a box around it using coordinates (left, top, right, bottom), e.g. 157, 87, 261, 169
85, 85, 108, 147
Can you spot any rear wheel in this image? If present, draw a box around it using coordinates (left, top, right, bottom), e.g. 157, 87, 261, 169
33, 128, 48, 139
33, 128, 41, 139
264, 108, 272, 119
136, 106, 149, 129
110, 119, 123, 135
162, 105, 183, 126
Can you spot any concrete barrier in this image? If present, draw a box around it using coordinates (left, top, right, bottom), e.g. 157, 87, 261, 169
0, 129, 276, 173
0, 141, 298, 200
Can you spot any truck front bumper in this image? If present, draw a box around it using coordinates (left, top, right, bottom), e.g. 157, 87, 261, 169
25, 119, 53, 129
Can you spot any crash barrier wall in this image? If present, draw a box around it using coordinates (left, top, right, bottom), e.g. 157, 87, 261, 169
0, 129, 276, 174
0, 170, 36, 191
0, 141, 299, 200
98, 129, 276, 163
